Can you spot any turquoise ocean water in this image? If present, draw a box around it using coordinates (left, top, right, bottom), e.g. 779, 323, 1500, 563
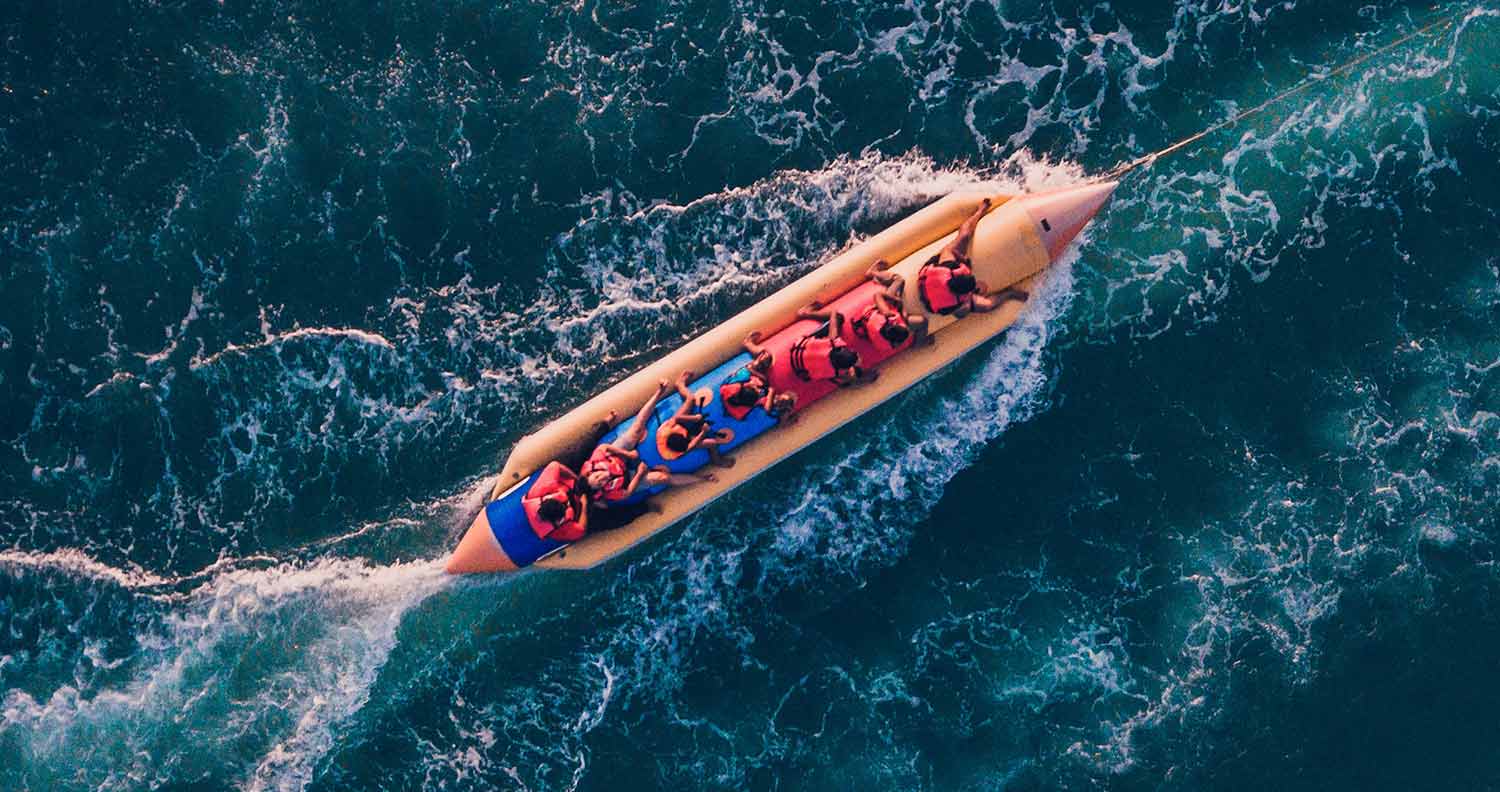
2, 1, 1498, 789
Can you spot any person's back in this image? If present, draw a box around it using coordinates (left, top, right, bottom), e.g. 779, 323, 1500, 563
918, 259, 978, 315
521, 461, 587, 542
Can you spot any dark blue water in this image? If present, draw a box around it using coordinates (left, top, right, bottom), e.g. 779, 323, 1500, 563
3, 0, 1497, 789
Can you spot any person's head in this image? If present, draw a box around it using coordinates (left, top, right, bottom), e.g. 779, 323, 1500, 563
949, 272, 977, 295
665, 428, 691, 454
830, 346, 859, 372
585, 469, 611, 492
879, 321, 910, 346
537, 496, 568, 524
726, 381, 763, 408
770, 392, 797, 415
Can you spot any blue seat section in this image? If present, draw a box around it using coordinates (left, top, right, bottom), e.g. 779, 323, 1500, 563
486, 471, 565, 567
599, 353, 782, 492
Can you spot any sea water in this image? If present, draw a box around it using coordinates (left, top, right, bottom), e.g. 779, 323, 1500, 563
2, 1, 1497, 789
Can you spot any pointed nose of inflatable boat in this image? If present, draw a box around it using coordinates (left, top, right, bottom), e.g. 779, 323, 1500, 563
1020, 181, 1117, 260
446, 508, 521, 574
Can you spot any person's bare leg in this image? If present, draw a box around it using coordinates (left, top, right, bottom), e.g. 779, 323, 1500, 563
973, 286, 1027, 313
644, 467, 673, 489
621, 382, 669, 450
668, 472, 716, 485
942, 197, 992, 262
996, 286, 1030, 304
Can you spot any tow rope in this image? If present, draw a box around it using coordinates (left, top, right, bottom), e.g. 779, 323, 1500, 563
1098, 9, 1464, 182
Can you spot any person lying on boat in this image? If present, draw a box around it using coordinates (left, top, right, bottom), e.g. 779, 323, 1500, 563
522, 460, 590, 542
844, 258, 931, 354
718, 364, 798, 423
583, 379, 716, 505
743, 312, 872, 388
917, 198, 1029, 317
656, 370, 736, 467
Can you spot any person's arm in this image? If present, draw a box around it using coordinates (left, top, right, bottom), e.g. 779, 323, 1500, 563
865, 259, 896, 281
698, 426, 735, 448
743, 331, 767, 358
603, 445, 639, 462
871, 268, 905, 295
683, 424, 713, 452
673, 370, 698, 402
873, 290, 903, 318
670, 398, 695, 422
620, 463, 650, 497
907, 313, 930, 345
797, 301, 834, 322
826, 310, 845, 337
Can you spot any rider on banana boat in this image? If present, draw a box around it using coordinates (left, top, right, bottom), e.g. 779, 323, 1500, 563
521, 460, 590, 542
812, 258, 930, 363
656, 370, 736, 467
582, 379, 715, 506
718, 364, 798, 423
917, 198, 1029, 317
860, 258, 929, 350
742, 310, 871, 389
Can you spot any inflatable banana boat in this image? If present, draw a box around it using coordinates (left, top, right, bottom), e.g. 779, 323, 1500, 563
447, 182, 1117, 574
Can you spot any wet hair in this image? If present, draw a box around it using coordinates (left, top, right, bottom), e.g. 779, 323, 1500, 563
665, 430, 690, 453
949, 272, 977, 295
726, 382, 762, 407
924, 254, 940, 268
537, 497, 567, 523
879, 322, 910, 345
770, 392, 797, 414
830, 346, 859, 371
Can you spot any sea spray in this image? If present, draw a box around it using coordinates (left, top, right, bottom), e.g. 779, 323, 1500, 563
1, 555, 449, 791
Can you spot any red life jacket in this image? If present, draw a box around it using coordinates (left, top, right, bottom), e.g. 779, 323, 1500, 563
580, 446, 630, 502
849, 303, 910, 356
789, 335, 855, 382
521, 462, 584, 540
918, 261, 973, 315
657, 414, 707, 460
720, 372, 768, 421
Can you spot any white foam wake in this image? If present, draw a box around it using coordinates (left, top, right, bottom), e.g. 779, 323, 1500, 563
0, 556, 449, 791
